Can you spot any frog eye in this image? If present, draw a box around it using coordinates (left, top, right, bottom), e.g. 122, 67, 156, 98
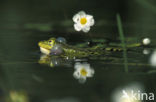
48, 40, 52, 45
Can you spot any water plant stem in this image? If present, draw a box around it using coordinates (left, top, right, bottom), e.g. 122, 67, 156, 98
116, 14, 128, 73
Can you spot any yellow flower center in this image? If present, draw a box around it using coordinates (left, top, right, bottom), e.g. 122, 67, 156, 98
80, 18, 87, 25
80, 68, 87, 76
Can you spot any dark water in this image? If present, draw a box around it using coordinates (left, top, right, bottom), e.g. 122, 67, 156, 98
0, 0, 156, 102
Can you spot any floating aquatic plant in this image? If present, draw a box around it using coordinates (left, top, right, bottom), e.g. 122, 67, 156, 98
73, 11, 95, 33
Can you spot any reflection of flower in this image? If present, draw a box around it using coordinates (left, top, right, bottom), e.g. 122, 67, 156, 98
73, 11, 94, 33
73, 62, 94, 83
143, 49, 150, 55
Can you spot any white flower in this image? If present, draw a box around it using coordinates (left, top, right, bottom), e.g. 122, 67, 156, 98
73, 11, 95, 33
112, 83, 143, 102
73, 62, 94, 83
150, 50, 156, 67
142, 38, 151, 45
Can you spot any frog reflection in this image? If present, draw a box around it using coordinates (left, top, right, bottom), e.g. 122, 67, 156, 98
73, 62, 94, 83
38, 54, 94, 83
38, 54, 73, 67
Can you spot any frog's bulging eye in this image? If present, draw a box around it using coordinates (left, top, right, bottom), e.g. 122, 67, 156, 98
48, 40, 54, 44
48, 39, 56, 47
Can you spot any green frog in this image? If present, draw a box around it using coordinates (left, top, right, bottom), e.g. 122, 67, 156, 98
38, 37, 142, 58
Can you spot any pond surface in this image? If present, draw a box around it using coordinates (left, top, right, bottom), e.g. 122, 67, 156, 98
0, 0, 156, 102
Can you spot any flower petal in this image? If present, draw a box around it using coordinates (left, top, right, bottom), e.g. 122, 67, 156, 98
83, 63, 90, 69
89, 18, 95, 26
74, 64, 81, 69
82, 26, 90, 33
74, 24, 82, 31
73, 14, 80, 23
86, 15, 94, 26
73, 71, 80, 79
87, 68, 94, 77
78, 11, 86, 18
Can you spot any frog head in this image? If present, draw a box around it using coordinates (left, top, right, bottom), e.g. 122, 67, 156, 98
38, 37, 56, 55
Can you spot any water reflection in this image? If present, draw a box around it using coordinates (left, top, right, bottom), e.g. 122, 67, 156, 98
73, 62, 94, 84
39, 54, 95, 83
38, 54, 73, 67
143, 48, 150, 55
